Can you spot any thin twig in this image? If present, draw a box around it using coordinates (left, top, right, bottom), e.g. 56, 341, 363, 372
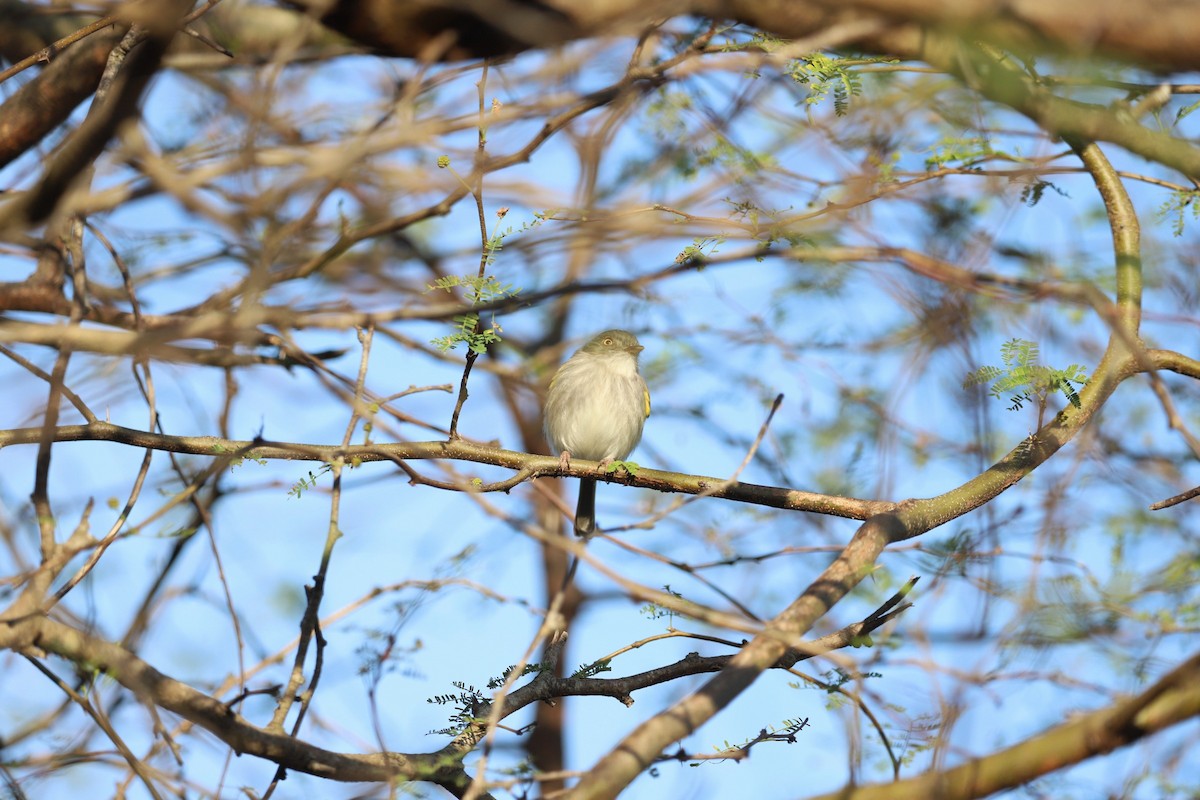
1150, 485, 1200, 511
0, 15, 119, 85
25, 656, 165, 800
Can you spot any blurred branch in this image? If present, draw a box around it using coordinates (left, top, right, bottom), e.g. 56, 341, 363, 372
0, 235, 1145, 362
282, 0, 1200, 71
24, 656, 165, 800
0, 6, 124, 170
0, 15, 118, 85
0, 12, 175, 229
920, 36, 1200, 179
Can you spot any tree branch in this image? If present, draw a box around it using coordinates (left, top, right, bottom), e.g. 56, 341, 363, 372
805, 650, 1200, 800
0, 421, 890, 520
281, 0, 1200, 72
1, 616, 480, 789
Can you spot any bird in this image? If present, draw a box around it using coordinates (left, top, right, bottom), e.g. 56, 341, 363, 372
544, 329, 650, 536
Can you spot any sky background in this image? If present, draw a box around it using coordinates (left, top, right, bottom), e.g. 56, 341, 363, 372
2, 20, 1198, 800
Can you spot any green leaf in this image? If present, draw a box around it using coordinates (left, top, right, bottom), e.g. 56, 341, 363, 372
606, 460, 641, 477
965, 338, 1088, 415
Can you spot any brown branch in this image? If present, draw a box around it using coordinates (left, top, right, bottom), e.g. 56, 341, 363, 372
1066, 139, 1142, 338
0, 317, 317, 367
0, 15, 119, 84
0, 9, 124, 169
493, 578, 917, 713
0, 421, 889, 520
2, 616, 478, 790
25, 656, 166, 800
45, 444, 154, 610
805, 650, 1200, 800
16, 233, 1109, 349
3, 28, 151, 228
566, 343, 1131, 798
174, 49, 675, 318
0, 572, 914, 794
1150, 484, 1200, 511
282, 0, 1200, 72
268, 328, 376, 746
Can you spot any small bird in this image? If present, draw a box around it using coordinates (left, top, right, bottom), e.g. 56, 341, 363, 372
544, 329, 650, 536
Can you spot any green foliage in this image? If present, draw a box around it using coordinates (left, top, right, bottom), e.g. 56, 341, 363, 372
700, 136, 772, 176
645, 90, 693, 136
963, 338, 1088, 415
695, 717, 811, 764
570, 659, 613, 679
289, 465, 332, 498
431, 313, 502, 355
164, 526, 198, 540
675, 236, 722, 265
356, 622, 423, 686
1019, 179, 1068, 207
488, 663, 545, 690
1158, 553, 1200, 614
427, 273, 518, 354
1006, 575, 1120, 647
919, 529, 989, 578
869, 149, 902, 184
426, 664, 549, 735
720, 29, 786, 57
640, 585, 685, 624
1155, 189, 1200, 236
427, 273, 516, 305
426, 681, 485, 736
1175, 97, 1200, 124
482, 212, 550, 267
210, 442, 267, 470
924, 136, 994, 170
785, 54, 895, 115
817, 667, 883, 693
228, 454, 269, 470
643, 86, 773, 179
604, 459, 641, 477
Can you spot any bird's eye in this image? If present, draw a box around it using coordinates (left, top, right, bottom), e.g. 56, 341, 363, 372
603, 338, 613, 346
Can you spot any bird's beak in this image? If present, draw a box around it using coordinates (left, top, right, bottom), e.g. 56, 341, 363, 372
629, 344, 644, 355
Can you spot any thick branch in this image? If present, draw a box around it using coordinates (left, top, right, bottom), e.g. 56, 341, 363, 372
1, 616, 476, 788
0, 3, 124, 169
916, 35, 1200, 179
806, 650, 1200, 800
281, 0, 1200, 71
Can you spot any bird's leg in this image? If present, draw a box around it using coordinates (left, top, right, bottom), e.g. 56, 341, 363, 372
596, 458, 613, 474
558, 450, 572, 472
